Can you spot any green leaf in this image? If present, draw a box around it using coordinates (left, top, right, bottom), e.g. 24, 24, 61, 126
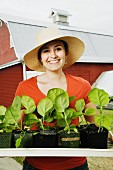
88, 88, 110, 107
69, 96, 76, 103
0, 106, 6, 115
23, 106, 36, 114
47, 88, 65, 104
57, 118, 67, 127
4, 125, 15, 132
0, 123, 7, 130
73, 111, 82, 118
5, 106, 21, 124
44, 116, 54, 122
75, 99, 85, 112
69, 124, 78, 132
65, 108, 79, 119
64, 126, 70, 132
84, 107, 96, 116
54, 92, 69, 112
67, 118, 72, 125
37, 97, 53, 117
15, 136, 22, 148
0, 122, 15, 132
0, 115, 5, 123
12, 96, 21, 110
65, 108, 74, 119
110, 96, 113, 100
55, 112, 63, 119
24, 113, 38, 126
95, 114, 112, 131
44, 111, 55, 122
21, 95, 36, 114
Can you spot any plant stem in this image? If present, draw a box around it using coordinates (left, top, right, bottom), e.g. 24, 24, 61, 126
20, 118, 23, 130
99, 106, 103, 132
64, 111, 70, 132
40, 118, 44, 130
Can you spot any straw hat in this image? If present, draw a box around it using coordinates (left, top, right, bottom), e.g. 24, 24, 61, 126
24, 27, 85, 71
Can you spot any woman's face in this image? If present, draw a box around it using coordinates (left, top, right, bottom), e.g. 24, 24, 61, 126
40, 40, 67, 71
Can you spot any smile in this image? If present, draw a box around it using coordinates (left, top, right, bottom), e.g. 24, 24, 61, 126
48, 60, 60, 64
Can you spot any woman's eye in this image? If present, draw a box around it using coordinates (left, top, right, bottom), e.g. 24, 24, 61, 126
56, 47, 62, 51
43, 49, 49, 53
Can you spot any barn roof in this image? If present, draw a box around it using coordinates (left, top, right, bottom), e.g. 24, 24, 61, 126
0, 13, 113, 70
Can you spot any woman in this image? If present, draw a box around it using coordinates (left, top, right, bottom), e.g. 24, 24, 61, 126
15, 27, 96, 170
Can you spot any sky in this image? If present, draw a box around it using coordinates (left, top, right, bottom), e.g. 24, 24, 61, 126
0, 0, 113, 35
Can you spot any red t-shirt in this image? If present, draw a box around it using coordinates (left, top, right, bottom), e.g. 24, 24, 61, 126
15, 74, 91, 170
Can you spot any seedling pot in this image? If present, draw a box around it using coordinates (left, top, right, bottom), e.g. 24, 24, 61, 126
59, 131, 80, 148
33, 129, 58, 148
80, 124, 108, 149
0, 132, 12, 148
13, 130, 33, 148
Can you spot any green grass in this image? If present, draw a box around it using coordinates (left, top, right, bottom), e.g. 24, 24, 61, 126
12, 157, 25, 165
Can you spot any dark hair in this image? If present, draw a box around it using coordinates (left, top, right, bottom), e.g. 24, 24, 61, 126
38, 40, 68, 62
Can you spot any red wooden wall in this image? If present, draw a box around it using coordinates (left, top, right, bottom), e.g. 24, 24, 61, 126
0, 63, 23, 107
0, 20, 21, 107
0, 21, 17, 65
65, 63, 113, 85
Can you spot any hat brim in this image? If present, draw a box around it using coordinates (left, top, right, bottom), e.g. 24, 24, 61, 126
24, 36, 85, 72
